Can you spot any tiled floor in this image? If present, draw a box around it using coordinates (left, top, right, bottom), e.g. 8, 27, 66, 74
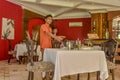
0, 59, 28, 80
0, 59, 120, 80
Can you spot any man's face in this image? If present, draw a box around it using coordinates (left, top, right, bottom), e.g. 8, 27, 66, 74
45, 17, 53, 25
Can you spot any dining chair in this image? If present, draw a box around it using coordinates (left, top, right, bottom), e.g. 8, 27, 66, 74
18, 52, 28, 64
8, 50, 15, 63
18, 42, 40, 64
77, 73, 90, 80
8, 40, 16, 63
27, 61, 54, 80
97, 38, 118, 80
25, 31, 54, 80
26, 46, 54, 80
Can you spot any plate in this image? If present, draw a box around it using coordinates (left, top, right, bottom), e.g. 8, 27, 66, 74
81, 47, 92, 50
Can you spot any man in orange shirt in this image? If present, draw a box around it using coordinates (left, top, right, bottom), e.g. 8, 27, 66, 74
40, 15, 65, 54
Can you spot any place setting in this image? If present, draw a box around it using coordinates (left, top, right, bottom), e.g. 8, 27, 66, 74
59, 39, 101, 51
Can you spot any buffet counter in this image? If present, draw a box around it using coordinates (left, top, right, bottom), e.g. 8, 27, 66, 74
84, 39, 120, 45
84, 39, 120, 61
84, 39, 108, 45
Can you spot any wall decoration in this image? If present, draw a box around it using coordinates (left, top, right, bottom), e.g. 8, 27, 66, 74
1, 17, 14, 39
112, 16, 120, 39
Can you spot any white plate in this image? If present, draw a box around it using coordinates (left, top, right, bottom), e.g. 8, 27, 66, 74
81, 47, 92, 50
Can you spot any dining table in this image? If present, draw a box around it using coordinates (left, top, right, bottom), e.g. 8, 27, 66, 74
43, 47, 108, 80
14, 43, 42, 61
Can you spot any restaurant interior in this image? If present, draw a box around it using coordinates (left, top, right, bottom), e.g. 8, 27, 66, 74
0, 0, 120, 80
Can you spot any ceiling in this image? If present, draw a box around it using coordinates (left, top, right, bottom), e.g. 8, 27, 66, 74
7, 0, 120, 19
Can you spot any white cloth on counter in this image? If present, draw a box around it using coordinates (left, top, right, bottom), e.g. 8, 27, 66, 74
81, 46, 101, 50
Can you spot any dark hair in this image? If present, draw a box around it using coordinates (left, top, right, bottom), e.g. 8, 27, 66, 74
45, 14, 52, 19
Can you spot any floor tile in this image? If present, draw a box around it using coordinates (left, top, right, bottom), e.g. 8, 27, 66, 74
0, 59, 120, 80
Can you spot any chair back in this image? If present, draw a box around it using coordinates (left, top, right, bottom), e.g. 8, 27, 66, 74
101, 39, 118, 62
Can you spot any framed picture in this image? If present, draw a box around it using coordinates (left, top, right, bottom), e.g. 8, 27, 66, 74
1, 17, 14, 40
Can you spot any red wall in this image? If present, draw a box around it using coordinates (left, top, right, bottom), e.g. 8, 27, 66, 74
0, 1, 91, 60
28, 18, 44, 38
0, 1, 23, 60
54, 18, 91, 43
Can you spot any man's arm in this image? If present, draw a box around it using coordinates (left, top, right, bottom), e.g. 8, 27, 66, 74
45, 31, 64, 42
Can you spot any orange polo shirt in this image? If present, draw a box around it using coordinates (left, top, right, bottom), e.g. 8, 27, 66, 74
40, 24, 52, 50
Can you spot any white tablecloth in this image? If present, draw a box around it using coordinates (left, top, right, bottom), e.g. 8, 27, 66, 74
14, 43, 42, 61
43, 48, 108, 80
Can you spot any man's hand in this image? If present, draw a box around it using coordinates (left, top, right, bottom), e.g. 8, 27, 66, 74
55, 36, 66, 42
45, 31, 66, 42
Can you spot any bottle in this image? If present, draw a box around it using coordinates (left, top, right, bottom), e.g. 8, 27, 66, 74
118, 31, 120, 39
105, 28, 109, 39
77, 38, 81, 49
